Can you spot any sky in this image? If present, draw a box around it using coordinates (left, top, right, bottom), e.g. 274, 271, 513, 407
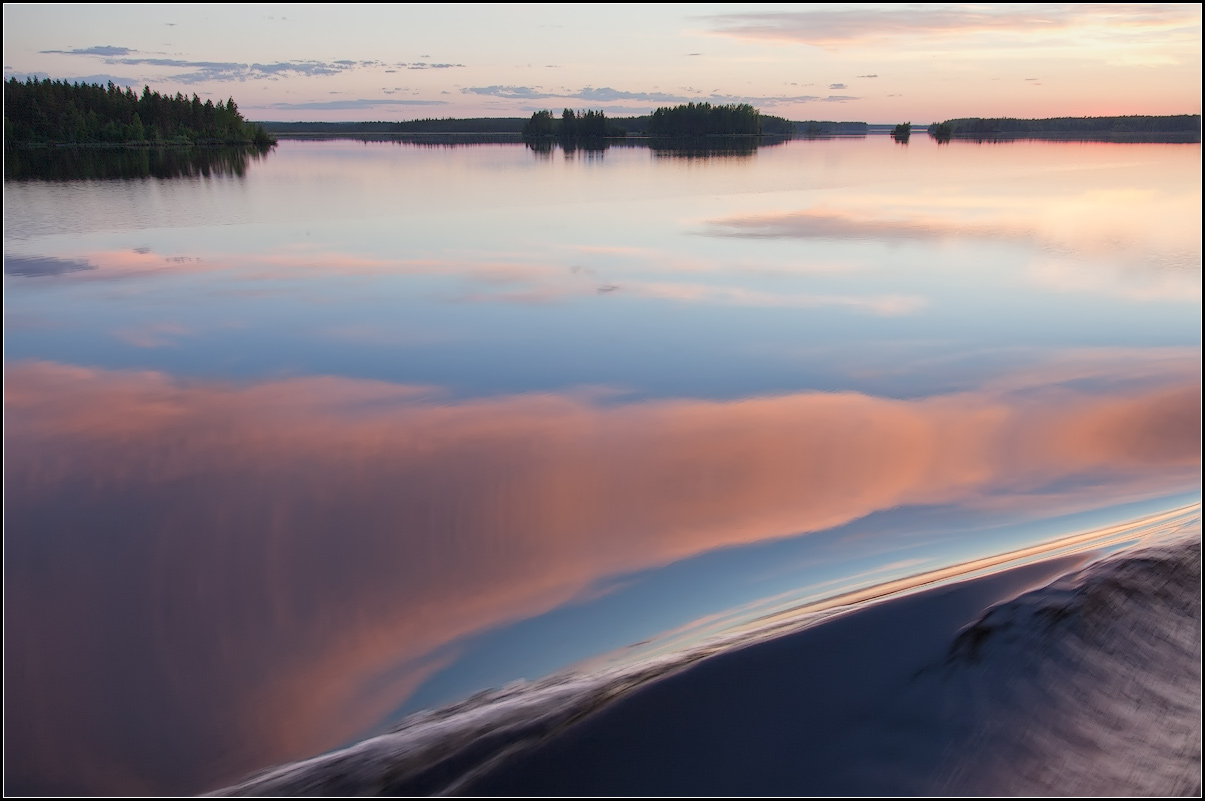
3, 3, 1201, 123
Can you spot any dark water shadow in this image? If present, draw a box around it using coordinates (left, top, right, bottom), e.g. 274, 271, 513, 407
281, 133, 524, 146
3, 254, 97, 278
3, 145, 274, 181
522, 136, 792, 160
646, 135, 790, 160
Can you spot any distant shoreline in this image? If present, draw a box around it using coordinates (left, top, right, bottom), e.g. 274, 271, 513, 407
927, 114, 1200, 143
254, 114, 1200, 144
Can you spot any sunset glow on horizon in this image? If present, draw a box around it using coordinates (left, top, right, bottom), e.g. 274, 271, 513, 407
4, 3, 1201, 123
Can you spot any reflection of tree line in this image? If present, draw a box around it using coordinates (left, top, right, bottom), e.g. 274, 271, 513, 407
525, 136, 788, 159
4, 145, 271, 181
274, 133, 523, 146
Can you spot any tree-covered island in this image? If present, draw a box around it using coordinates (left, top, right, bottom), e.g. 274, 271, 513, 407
4, 78, 276, 147
522, 108, 627, 147
520, 102, 799, 149
926, 115, 1200, 143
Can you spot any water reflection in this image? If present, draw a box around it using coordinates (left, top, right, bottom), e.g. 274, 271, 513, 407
3, 144, 272, 181
520, 137, 792, 159
4, 356, 1197, 794
647, 136, 785, 158
3, 135, 1200, 796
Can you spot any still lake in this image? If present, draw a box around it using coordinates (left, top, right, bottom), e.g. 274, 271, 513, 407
4, 136, 1200, 795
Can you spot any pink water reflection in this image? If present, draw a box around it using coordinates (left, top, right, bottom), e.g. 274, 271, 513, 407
4, 357, 1198, 793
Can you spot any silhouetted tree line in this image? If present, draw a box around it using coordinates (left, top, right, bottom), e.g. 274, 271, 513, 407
257, 111, 836, 143
926, 115, 1200, 142
648, 102, 761, 137
929, 122, 953, 143
891, 122, 911, 142
758, 114, 795, 136
792, 121, 869, 137
4, 78, 275, 146
522, 109, 626, 147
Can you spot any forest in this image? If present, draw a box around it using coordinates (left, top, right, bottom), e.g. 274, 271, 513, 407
3, 78, 275, 146
522, 108, 627, 146
519, 103, 799, 144
926, 115, 1200, 142
647, 102, 762, 136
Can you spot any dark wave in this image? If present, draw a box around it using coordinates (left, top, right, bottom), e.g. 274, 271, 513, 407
930, 533, 1201, 795
211, 527, 1201, 796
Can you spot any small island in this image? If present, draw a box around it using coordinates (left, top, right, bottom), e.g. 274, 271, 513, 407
519, 102, 798, 152
3, 78, 276, 147
522, 108, 626, 148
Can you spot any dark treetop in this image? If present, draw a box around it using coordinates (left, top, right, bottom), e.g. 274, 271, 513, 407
926, 115, 1201, 143
4, 78, 275, 147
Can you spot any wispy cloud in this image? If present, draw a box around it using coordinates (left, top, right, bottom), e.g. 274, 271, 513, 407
4, 70, 139, 87
32, 45, 390, 84
463, 85, 553, 99
465, 84, 825, 108
829, 83, 846, 90
263, 98, 448, 110
703, 4, 1202, 48
40, 45, 132, 56
576, 87, 688, 103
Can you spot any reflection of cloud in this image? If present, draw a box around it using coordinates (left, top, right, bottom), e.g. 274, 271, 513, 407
111, 322, 193, 348
4, 254, 96, 277
317, 323, 464, 346
707, 208, 1012, 242
37, 247, 906, 313
5, 358, 1199, 794
705, 204, 1201, 302
1025, 256, 1201, 303
623, 282, 924, 315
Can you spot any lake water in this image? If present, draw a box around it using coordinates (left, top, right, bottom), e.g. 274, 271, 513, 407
4, 137, 1200, 795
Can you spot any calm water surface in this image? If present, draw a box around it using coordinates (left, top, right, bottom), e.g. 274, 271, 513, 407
4, 137, 1200, 794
